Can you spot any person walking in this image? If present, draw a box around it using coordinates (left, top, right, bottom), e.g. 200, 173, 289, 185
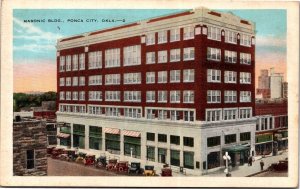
260, 159, 264, 171
249, 156, 253, 166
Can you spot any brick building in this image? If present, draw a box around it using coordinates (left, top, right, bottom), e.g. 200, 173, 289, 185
255, 99, 288, 155
56, 7, 256, 175
13, 117, 48, 176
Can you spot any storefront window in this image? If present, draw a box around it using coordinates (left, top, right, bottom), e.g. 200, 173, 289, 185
170, 150, 180, 166
207, 136, 220, 147
225, 134, 236, 144
105, 133, 120, 154
158, 148, 167, 163
73, 124, 85, 149
147, 146, 155, 161
207, 151, 220, 169
240, 132, 251, 141
89, 126, 102, 150
124, 136, 141, 158
184, 151, 194, 169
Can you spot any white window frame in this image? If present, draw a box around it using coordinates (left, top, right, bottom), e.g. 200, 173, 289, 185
88, 75, 102, 86
146, 91, 155, 103
146, 33, 155, 45
66, 91, 71, 100
225, 50, 237, 64
72, 54, 78, 71
240, 72, 251, 84
170, 70, 181, 83
158, 71, 167, 83
72, 91, 78, 100
66, 55, 72, 71
123, 72, 141, 85
158, 30, 167, 44
240, 53, 251, 65
224, 90, 237, 103
105, 91, 121, 102
72, 77, 78, 86
207, 69, 221, 83
124, 91, 141, 102
79, 91, 85, 101
225, 30, 237, 44
59, 91, 65, 100
158, 91, 167, 103
183, 90, 194, 103
89, 91, 102, 101
183, 47, 195, 61
146, 72, 155, 84
66, 77, 71, 86
207, 47, 221, 61
240, 91, 251, 102
105, 48, 120, 68
170, 90, 181, 103
59, 56, 65, 72
224, 71, 237, 83
79, 76, 85, 86
207, 90, 221, 103
170, 49, 181, 62
206, 109, 222, 122
183, 69, 195, 82
223, 108, 238, 121
123, 45, 141, 66
88, 51, 102, 69
239, 107, 252, 119
170, 28, 180, 42
105, 74, 120, 85
240, 34, 251, 47
79, 53, 85, 70
59, 77, 65, 86
158, 50, 167, 63
208, 26, 221, 41
183, 26, 194, 40
146, 52, 155, 64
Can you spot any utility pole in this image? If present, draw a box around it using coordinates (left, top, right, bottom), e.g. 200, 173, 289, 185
223, 152, 231, 177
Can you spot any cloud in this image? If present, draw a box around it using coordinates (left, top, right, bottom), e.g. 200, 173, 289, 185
13, 44, 55, 52
256, 35, 286, 49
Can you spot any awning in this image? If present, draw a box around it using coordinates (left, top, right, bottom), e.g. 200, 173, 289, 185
104, 128, 120, 135
222, 145, 250, 153
57, 133, 70, 138
123, 130, 141, 137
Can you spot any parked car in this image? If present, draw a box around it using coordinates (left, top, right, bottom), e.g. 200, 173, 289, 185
115, 161, 129, 172
106, 159, 118, 171
84, 155, 96, 166
143, 165, 156, 176
161, 167, 172, 176
128, 162, 143, 174
95, 156, 107, 168
51, 148, 64, 159
75, 152, 87, 164
268, 160, 288, 171
47, 147, 56, 155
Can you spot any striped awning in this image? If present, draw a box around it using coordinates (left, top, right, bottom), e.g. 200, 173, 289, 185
104, 128, 120, 135
123, 130, 141, 137
57, 133, 70, 138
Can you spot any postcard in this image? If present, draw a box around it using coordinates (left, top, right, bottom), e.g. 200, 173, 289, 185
0, 0, 298, 187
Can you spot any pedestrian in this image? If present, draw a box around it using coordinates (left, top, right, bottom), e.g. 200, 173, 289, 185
260, 159, 264, 171
249, 156, 253, 166
248, 156, 251, 166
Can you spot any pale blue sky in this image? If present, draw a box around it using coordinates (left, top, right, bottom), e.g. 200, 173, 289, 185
13, 9, 286, 62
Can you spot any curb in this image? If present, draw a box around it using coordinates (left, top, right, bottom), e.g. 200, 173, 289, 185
246, 169, 269, 177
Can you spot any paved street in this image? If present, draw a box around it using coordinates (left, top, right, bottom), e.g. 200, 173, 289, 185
47, 158, 119, 176
203, 151, 288, 177
252, 171, 287, 177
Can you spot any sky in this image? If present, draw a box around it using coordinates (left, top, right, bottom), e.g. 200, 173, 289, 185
13, 9, 287, 93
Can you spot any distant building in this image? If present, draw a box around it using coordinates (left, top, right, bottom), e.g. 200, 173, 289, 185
282, 82, 288, 99
33, 101, 56, 119
270, 71, 283, 99
258, 69, 270, 89
13, 117, 48, 176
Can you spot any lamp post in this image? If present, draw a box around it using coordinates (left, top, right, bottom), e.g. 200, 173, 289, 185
130, 147, 133, 158
223, 151, 231, 177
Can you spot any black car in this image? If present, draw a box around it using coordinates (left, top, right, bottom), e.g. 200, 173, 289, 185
129, 162, 143, 174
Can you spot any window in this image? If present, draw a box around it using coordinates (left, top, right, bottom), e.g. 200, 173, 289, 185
124, 108, 142, 118
88, 75, 102, 86
59, 56, 65, 72
89, 91, 102, 101
66, 55, 71, 71
223, 108, 238, 120
170, 70, 181, 83
72, 54, 78, 71
206, 109, 222, 121
79, 76, 85, 86
158, 134, 167, 143
158, 50, 167, 63
88, 51, 102, 69
146, 72, 155, 84
184, 111, 194, 122
124, 91, 141, 102
240, 72, 251, 84
183, 26, 194, 40
105, 74, 120, 85
147, 132, 155, 141
158, 110, 168, 120
158, 71, 167, 83
170, 28, 180, 42
225, 134, 236, 144
105, 91, 121, 101
239, 107, 252, 119
184, 151, 194, 169
224, 90, 237, 103
88, 106, 102, 115
66, 77, 71, 86
207, 136, 220, 147
79, 53, 85, 70
26, 150, 35, 169
158, 91, 167, 103
207, 47, 221, 61
207, 69, 221, 83
183, 90, 194, 103
183, 69, 195, 82
158, 30, 167, 44
89, 126, 102, 150
170, 135, 180, 145
225, 30, 237, 44
240, 132, 251, 141
105, 107, 120, 117
72, 77, 78, 86
171, 110, 180, 121
170, 150, 180, 166
124, 72, 141, 84
79, 91, 85, 101
225, 50, 237, 63
59, 91, 65, 100
183, 137, 194, 147
170, 49, 181, 62
72, 91, 78, 100
240, 91, 251, 102
224, 71, 237, 83
105, 48, 120, 68
207, 90, 221, 103
240, 53, 251, 65
146, 52, 155, 64
158, 148, 167, 164
146, 91, 155, 103
208, 26, 221, 41
183, 47, 195, 60
147, 146, 155, 161
73, 124, 85, 149
123, 45, 141, 66
146, 109, 155, 119
240, 34, 251, 47
66, 91, 71, 100
59, 77, 65, 86
170, 90, 180, 103
146, 33, 155, 45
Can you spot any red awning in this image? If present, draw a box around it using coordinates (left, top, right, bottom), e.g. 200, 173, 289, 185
104, 128, 120, 135
57, 133, 70, 138
123, 130, 141, 137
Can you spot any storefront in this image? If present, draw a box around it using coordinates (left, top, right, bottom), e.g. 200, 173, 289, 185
222, 145, 250, 167
104, 128, 120, 154
89, 126, 102, 150
255, 133, 273, 155
123, 130, 141, 158
73, 124, 85, 149
275, 130, 288, 151
58, 123, 71, 147
207, 151, 220, 169
158, 148, 167, 164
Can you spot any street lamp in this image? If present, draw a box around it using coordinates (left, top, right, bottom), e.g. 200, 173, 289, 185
130, 147, 133, 158
223, 151, 231, 177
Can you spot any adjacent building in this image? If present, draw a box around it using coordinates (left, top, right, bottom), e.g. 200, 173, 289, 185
13, 117, 48, 176
56, 7, 256, 175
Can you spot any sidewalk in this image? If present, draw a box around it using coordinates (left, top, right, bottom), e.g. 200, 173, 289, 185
202, 151, 288, 177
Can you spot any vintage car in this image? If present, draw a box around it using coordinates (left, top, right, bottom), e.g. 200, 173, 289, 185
161, 167, 172, 176
75, 152, 87, 164
268, 160, 288, 171
84, 155, 96, 166
128, 162, 143, 174
114, 161, 129, 172
51, 148, 64, 159
47, 147, 56, 155
143, 165, 156, 176
106, 159, 118, 171
95, 156, 107, 168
